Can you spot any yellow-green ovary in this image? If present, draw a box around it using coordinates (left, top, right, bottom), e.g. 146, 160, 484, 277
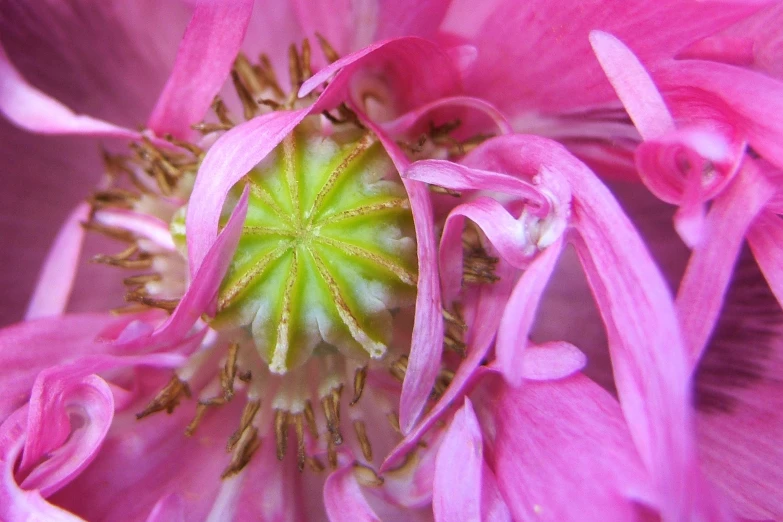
213, 127, 417, 374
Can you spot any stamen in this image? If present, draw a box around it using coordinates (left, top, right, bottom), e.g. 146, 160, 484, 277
301, 38, 312, 79
227, 400, 262, 451
353, 463, 384, 487
275, 409, 290, 460
136, 375, 191, 419
288, 44, 303, 96
192, 122, 234, 134
234, 53, 264, 99
164, 133, 204, 156
220, 342, 239, 401
294, 413, 306, 471
463, 250, 500, 284
258, 53, 285, 98
89, 188, 140, 209
315, 33, 339, 63
350, 366, 368, 406
443, 306, 467, 356
389, 355, 408, 383
327, 437, 338, 469
304, 400, 319, 438
185, 402, 210, 437
123, 273, 162, 286
211, 96, 235, 126
429, 184, 462, 197
92, 254, 153, 270
353, 420, 373, 461
125, 293, 180, 312
321, 391, 343, 445
306, 456, 326, 472
82, 221, 136, 243
231, 69, 259, 120
386, 412, 401, 434
222, 425, 260, 478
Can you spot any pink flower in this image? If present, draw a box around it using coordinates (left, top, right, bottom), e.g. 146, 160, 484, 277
1, 1, 780, 521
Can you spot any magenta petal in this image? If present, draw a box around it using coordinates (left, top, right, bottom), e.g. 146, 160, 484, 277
92, 209, 176, 252
25, 203, 90, 320
493, 375, 655, 521
677, 166, 773, 365
146, 494, 185, 522
0, 44, 139, 139
0, 409, 85, 522
747, 209, 783, 308
495, 239, 563, 387
382, 96, 512, 136
519, 341, 587, 382
300, 37, 461, 116
146, 0, 255, 138
324, 466, 381, 522
372, 0, 453, 43
186, 109, 307, 274
589, 31, 675, 140
0, 313, 123, 420
433, 398, 483, 522
20, 374, 114, 497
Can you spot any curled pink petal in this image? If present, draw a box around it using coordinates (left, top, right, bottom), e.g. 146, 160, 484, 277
20, 374, 114, 496
433, 398, 483, 522
495, 240, 564, 387
147, 0, 255, 138
300, 37, 461, 116
186, 109, 307, 275
92, 209, 176, 251
0, 409, 85, 522
493, 375, 655, 521
324, 466, 381, 522
25, 203, 90, 319
677, 165, 773, 366
519, 341, 587, 381
747, 209, 783, 308
589, 31, 675, 140
125, 187, 249, 351
382, 96, 512, 136
0, 44, 139, 139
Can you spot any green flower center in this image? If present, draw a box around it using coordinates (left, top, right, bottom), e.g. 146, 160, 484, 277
213, 121, 417, 374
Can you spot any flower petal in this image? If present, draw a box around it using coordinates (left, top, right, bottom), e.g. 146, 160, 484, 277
747, 209, 783, 308
0, 409, 85, 522
433, 398, 483, 522
0, 43, 140, 138
519, 341, 587, 382
186, 109, 307, 275
324, 466, 381, 522
25, 203, 90, 320
676, 165, 773, 365
20, 373, 114, 497
146, 494, 185, 522
495, 239, 563, 387
124, 186, 250, 351
382, 96, 512, 136
493, 375, 655, 521
448, 0, 765, 115
589, 31, 675, 141
146, 0, 255, 138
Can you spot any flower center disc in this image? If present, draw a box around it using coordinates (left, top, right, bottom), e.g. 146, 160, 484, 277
212, 120, 417, 374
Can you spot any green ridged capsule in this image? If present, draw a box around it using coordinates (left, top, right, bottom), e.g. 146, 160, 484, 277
213, 122, 417, 374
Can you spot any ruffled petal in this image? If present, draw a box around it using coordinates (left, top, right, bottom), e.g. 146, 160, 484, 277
589, 31, 675, 141
0, 313, 125, 420
0, 43, 140, 138
492, 375, 655, 521
324, 466, 381, 522
25, 203, 90, 319
747, 209, 783, 308
432, 398, 483, 522
447, 0, 765, 115
495, 239, 563, 387
122, 186, 249, 351
676, 165, 773, 365
147, 0, 255, 138
19, 373, 114, 496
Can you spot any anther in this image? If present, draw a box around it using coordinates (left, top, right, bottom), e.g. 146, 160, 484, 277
164, 133, 203, 156
306, 456, 325, 472
136, 375, 191, 419
222, 425, 260, 478
238, 370, 252, 383
321, 394, 343, 445
211, 96, 234, 127
258, 53, 285, 98
89, 188, 139, 209
234, 53, 264, 98
275, 409, 290, 461
463, 251, 500, 284
350, 366, 368, 406
82, 221, 136, 243
353, 420, 373, 462
304, 400, 319, 438
386, 412, 401, 434
220, 342, 239, 401
192, 122, 233, 134
231, 69, 259, 120
429, 184, 462, 197
92, 254, 153, 270
327, 438, 338, 470
301, 38, 312, 79
125, 293, 180, 312
185, 403, 209, 437
123, 273, 161, 286
315, 32, 339, 63
353, 463, 384, 487
294, 413, 306, 472
389, 356, 408, 383
227, 400, 261, 451
288, 44, 303, 94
